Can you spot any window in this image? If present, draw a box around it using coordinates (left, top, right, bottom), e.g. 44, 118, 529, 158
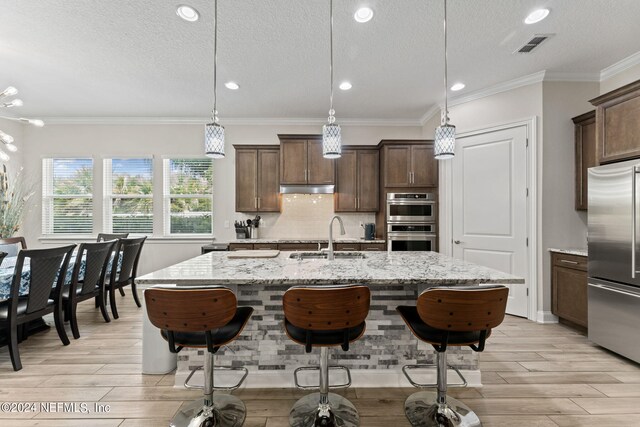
163, 158, 213, 235
104, 158, 153, 234
42, 158, 94, 234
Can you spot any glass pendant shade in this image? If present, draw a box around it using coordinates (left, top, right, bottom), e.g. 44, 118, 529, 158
322, 123, 342, 159
204, 122, 225, 159
434, 123, 456, 159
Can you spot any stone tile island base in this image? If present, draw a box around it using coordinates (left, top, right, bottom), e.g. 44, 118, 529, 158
171, 283, 481, 388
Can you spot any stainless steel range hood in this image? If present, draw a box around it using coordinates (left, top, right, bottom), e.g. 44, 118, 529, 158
279, 185, 335, 194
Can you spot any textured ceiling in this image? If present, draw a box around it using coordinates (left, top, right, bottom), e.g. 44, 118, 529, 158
1, 0, 639, 121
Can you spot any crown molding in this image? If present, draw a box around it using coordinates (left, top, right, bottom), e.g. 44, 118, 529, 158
544, 71, 600, 82
39, 116, 422, 127
446, 71, 547, 108
600, 50, 640, 82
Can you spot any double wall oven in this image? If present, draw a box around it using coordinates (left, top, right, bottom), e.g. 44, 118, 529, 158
386, 193, 437, 252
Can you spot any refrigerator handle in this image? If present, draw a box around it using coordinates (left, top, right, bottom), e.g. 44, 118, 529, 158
633, 167, 640, 278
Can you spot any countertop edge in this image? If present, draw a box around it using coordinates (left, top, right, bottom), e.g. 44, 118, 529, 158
548, 248, 588, 257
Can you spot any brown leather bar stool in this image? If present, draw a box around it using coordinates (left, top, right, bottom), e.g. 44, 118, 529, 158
283, 285, 371, 427
145, 285, 253, 427
397, 285, 509, 427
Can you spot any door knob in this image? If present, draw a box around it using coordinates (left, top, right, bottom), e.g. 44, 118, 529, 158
454, 240, 463, 244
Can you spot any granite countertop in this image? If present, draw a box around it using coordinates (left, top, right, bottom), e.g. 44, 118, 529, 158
137, 251, 523, 286
229, 238, 386, 244
548, 248, 588, 257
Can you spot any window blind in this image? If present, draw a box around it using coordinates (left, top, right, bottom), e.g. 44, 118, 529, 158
42, 158, 93, 234
163, 158, 213, 235
104, 158, 153, 234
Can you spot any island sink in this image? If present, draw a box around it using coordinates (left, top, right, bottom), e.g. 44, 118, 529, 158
289, 252, 366, 260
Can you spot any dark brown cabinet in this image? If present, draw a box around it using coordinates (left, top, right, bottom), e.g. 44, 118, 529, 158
381, 141, 437, 188
551, 252, 588, 328
234, 145, 280, 212
590, 80, 640, 164
229, 243, 254, 251
279, 135, 335, 185
573, 111, 596, 211
335, 148, 379, 212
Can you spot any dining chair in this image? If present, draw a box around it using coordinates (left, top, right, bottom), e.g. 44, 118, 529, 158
0, 244, 76, 371
96, 233, 129, 242
106, 236, 146, 319
0, 252, 7, 267
63, 240, 117, 339
0, 236, 27, 257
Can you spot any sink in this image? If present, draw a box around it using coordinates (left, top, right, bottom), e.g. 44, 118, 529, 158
289, 252, 366, 260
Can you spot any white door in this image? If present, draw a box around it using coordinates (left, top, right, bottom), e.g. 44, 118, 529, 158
452, 125, 529, 317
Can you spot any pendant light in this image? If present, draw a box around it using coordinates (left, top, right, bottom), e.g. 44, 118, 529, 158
434, 0, 456, 160
204, 0, 225, 159
322, 0, 341, 159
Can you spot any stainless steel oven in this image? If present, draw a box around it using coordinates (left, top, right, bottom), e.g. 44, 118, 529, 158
386, 193, 436, 223
387, 223, 437, 252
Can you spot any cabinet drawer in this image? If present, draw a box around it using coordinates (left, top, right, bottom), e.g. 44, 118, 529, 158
229, 243, 254, 251
278, 243, 319, 251
361, 243, 385, 251
552, 253, 587, 271
254, 243, 279, 250
335, 243, 361, 251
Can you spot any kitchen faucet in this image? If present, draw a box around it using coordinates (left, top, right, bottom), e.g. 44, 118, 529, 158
323, 215, 345, 260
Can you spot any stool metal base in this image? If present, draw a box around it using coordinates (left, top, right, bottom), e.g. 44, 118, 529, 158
289, 392, 359, 427
405, 391, 481, 427
170, 395, 246, 427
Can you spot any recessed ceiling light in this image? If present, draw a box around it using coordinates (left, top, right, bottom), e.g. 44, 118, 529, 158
450, 82, 465, 91
225, 82, 240, 90
354, 7, 374, 23
339, 82, 352, 90
176, 5, 199, 22
524, 8, 549, 24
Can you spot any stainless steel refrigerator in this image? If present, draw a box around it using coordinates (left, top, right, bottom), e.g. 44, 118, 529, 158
588, 159, 640, 363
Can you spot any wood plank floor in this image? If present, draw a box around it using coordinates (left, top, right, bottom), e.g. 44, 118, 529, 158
0, 295, 639, 426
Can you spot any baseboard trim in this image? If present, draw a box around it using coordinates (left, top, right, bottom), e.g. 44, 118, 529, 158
174, 368, 482, 389
536, 310, 559, 323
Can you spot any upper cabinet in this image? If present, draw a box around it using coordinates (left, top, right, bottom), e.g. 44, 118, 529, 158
380, 141, 438, 188
234, 145, 280, 212
335, 148, 379, 212
278, 135, 335, 185
590, 80, 640, 164
572, 111, 596, 211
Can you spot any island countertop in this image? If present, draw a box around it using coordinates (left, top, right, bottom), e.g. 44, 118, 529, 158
137, 251, 523, 286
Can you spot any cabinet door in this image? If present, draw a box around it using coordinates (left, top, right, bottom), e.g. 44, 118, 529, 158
384, 145, 411, 187
307, 140, 335, 184
278, 243, 319, 251
280, 139, 307, 184
257, 148, 280, 212
335, 243, 361, 251
335, 150, 357, 212
552, 265, 588, 327
411, 144, 437, 187
235, 149, 257, 212
361, 243, 384, 251
574, 112, 596, 211
229, 243, 254, 251
358, 150, 380, 211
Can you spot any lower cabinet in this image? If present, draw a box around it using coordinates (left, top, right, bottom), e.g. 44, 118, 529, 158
229, 243, 254, 251
229, 242, 386, 251
278, 243, 319, 251
551, 253, 588, 328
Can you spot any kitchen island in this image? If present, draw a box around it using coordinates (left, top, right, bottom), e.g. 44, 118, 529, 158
137, 251, 523, 387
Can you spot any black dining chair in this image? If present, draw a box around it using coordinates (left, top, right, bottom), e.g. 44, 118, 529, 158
63, 240, 117, 339
106, 236, 146, 319
0, 252, 7, 268
0, 236, 27, 257
96, 233, 129, 242
0, 244, 76, 371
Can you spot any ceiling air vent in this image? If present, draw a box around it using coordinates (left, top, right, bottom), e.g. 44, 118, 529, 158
515, 34, 553, 53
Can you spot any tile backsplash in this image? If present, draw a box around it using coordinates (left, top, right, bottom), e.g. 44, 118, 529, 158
243, 194, 375, 239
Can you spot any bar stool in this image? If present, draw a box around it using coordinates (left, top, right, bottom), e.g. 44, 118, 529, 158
145, 285, 253, 427
283, 285, 371, 427
397, 285, 509, 427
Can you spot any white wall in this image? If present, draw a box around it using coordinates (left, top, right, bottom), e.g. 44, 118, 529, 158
20, 122, 421, 274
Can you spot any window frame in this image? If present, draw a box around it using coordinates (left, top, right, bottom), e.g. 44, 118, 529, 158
162, 157, 214, 237
42, 157, 95, 236
103, 157, 155, 235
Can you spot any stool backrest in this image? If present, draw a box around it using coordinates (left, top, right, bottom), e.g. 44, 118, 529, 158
417, 286, 509, 332
283, 285, 371, 331
145, 286, 237, 332
97, 232, 129, 242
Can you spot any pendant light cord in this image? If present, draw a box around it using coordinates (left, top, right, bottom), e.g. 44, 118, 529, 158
442, 0, 448, 125
329, 0, 334, 117
212, 0, 218, 123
